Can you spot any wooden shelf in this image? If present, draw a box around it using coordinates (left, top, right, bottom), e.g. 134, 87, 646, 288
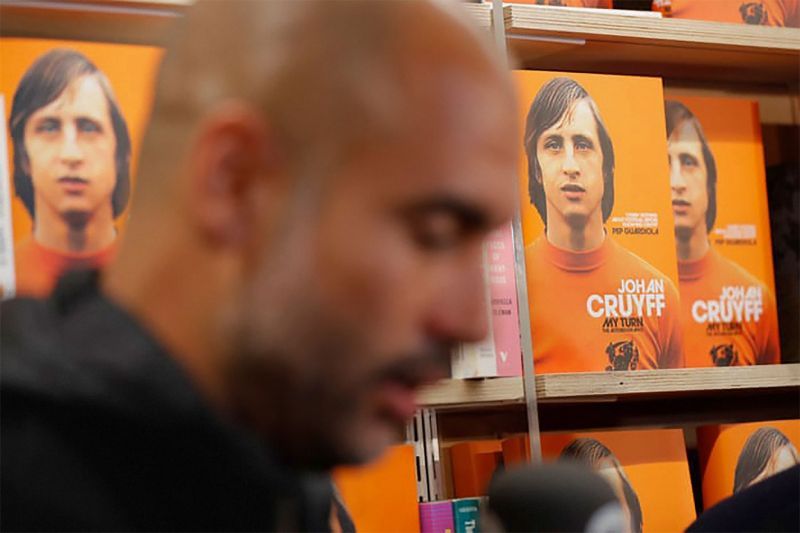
0, 0, 190, 46
417, 375, 525, 408
5, 1, 799, 89
423, 364, 800, 432
418, 364, 800, 409
462, 3, 494, 31
469, 4, 800, 87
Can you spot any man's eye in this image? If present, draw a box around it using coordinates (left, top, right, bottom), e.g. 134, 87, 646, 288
680, 154, 698, 168
575, 140, 593, 151
35, 119, 60, 134
410, 215, 461, 252
77, 119, 102, 133
544, 140, 561, 151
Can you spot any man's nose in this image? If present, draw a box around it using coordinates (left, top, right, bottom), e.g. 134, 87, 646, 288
59, 125, 84, 166
670, 159, 686, 191
425, 258, 490, 346
561, 145, 579, 176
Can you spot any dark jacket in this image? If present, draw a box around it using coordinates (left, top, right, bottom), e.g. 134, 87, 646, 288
1, 271, 334, 531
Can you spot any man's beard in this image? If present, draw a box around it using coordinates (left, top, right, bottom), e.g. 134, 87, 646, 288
224, 306, 450, 472
224, 292, 380, 472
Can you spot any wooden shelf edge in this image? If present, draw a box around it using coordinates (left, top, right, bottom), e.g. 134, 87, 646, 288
418, 364, 800, 408
462, 3, 492, 29
0, 1, 188, 46
537, 364, 800, 400
507, 4, 800, 52
417, 376, 524, 408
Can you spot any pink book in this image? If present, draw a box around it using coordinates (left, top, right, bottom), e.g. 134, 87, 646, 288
451, 222, 523, 377
419, 501, 455, 533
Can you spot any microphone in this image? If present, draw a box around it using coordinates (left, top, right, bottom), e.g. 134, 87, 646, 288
483, 463, 628, 533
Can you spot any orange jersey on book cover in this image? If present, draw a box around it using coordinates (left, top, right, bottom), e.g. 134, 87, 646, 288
14, 237, 117, 297
679, 248, 779, 366
659, 0, 799, 27
696, 420, 800, 509
515, 71, 685, 374
665, 96, 781, 366
526, 235, 683, 373
0, 38, 162, 298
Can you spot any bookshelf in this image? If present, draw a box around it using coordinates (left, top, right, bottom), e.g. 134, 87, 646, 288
422, 365, 799, 439
5, 0, 794, 418
419, 364, 800, 408
471, 4, 800, 84
0, 0, 189, 46
3, 0, 799, 513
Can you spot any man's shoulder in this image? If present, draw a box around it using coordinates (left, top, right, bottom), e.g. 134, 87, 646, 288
0, 293, 295, 530
1, 296, 83, 396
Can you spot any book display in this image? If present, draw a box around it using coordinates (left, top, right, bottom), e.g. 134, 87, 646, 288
665, 96, 782, 367
516, 70, 683, 374
0, 37, 162, 298
696, 419, 800, 508
503, 429, 697, 533
1, 1, 798, 532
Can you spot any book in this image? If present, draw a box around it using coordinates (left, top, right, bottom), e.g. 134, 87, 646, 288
452, 497, 482, 533
333, 444, 421, 532
419, 501, 455, 533
514, 70, 684, 374
449, 440, 503, 498
502, 429, 697, 533
0, 37, 162, 298
0, 95, 15, 298
653, 0, 799, 27
696, 420, 800, 509
451, 222, 523, 378
664, 95, 781, 366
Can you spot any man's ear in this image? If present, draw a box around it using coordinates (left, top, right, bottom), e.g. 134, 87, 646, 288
186, 102, 278, 248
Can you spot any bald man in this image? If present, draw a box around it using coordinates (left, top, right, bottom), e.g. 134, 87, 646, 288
0, 2, 516, 531
1, 1, 517, 531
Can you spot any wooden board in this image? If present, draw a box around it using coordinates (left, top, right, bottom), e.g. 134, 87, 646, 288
501, 4, 800, 86
0, 0, 188, 46
418, 364, 800, 408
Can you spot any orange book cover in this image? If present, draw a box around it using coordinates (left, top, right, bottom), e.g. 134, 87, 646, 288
449, 440, 503, 498
515, 70, 684, 374
333, 444, 421, 533
0, 38, 162, 298
654, 0, 799, 28
664, 96, 781, 366
502, 0, 613, 7
696, 420, 800, 509
504, 429, 696, 533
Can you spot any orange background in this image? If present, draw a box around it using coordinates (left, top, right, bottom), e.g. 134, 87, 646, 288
449, 439, 503, 498
0, 37, 163, 243
697, 419, 800, 509
543, 429, 696, 533
333, 444, 421, 533
514, 70, 681, 288
668, 95, 778, 295
502, 429, 696, 532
